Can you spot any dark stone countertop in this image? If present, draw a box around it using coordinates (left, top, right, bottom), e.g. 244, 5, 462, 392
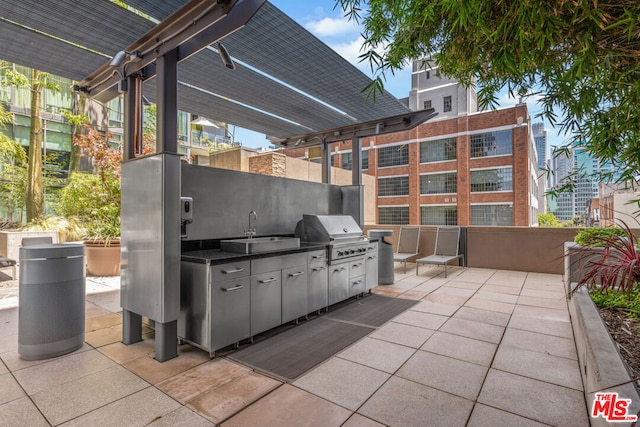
181, 242, 327, 265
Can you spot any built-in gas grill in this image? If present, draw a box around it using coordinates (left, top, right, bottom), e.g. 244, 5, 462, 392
295, 214, 369, 264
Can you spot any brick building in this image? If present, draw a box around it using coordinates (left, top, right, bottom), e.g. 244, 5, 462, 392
280, 61, 538, 227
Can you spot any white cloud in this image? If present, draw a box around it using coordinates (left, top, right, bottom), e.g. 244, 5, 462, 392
331, 36, 367, 67
305, 16, 358, 38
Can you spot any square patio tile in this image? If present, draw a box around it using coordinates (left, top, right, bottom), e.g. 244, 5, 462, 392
421, 331, 497, 366
467, 403, 550, 427
424, 292, 470, 306
397, 351, 488, 400
86, 289, 121, 313
440, 317, 505, 344
61, 386, 181, 427
0, 397, 49, 427
454, 268, 496, 283
122, 344, 210, 384
452, 306, 511, 327
337, 337, 416, 374
492, 346, 583, 391
478, 369, 589, 427
293, 357, 389, 411
157, 358, 250, 404
410, 300, 460, 316
0, 343, 92, 373
412, 281, 445, 293
520, 288, 568, 300
443, 281, 482, 291
478, 284, 521, 295
464, 297, 515, 314
146, 406, 215, 427
474, 291, 519, 304
187, 372, 281, 424
517, 295, 568, 310
397, 290, 429, 300
13, 349, 116, 395
525, 272, 563, 283
84, 301, 112, 319
508, 315, 574, 339
342, 413, 386, 427
31, 364, 149, 426
392, 309, 449, 330
368, 321, 434, 348
222, 384, 351, 427
501, 328, 578, 360
0, 332, 17, 353
0, 372, 25, 405
512, 305, 570, 322
85, 312, 122, 332
358, 376, 474, 427
98, 337, 156, 364
370, 287, 405, 298
0, 361, 6, 375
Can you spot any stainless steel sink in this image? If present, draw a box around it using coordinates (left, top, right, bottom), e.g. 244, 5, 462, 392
220, 237, 301, 254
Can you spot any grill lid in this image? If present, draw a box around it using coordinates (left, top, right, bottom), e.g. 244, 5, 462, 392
295, 214, 363, 243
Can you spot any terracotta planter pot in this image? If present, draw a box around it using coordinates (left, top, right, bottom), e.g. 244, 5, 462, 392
84, 239, 121, 276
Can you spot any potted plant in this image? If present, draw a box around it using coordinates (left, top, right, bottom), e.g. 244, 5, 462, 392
56, 125, 122, 276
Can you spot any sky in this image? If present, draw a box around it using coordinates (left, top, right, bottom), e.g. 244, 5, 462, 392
234, 0, 568, 158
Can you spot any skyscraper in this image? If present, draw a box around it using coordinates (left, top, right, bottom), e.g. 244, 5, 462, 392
532, 123, 547, 171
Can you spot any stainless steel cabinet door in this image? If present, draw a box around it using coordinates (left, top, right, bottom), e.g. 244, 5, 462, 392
308, 263, 328, 313
366, 253, 378, 290
282, 265, 308, 323
328, 263, 349, 305
349, 276, 366, 297
250, 271, 282, 336
211, 277, 251, 350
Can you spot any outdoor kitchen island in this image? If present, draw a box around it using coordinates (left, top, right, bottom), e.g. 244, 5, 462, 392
179, 234, 377, 357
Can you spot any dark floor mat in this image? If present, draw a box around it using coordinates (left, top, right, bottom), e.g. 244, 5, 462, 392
228, 318, 373, 382
324, 294, 419, 327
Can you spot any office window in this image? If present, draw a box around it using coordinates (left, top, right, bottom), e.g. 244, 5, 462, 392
378, 144, 409, 168
421, 206, 458, 226
470, 129, 512, 157
470, 167, 513, 192
44, 75, 73, 114
341, 152, 352, 170
420, 172, 457, 194
108, 97, 124, 128
443, 96, 452, 112
378, 206, 409, 225
362, 149, 369, 170
423, 100, 432, 109
471, 204, 513, 226
420, 137, 456, 163
378, 176, 409, 197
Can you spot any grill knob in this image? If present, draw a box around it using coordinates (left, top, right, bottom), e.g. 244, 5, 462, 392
337, 251, 344, 256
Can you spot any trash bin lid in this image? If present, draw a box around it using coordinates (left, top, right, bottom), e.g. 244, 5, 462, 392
19, 243, 85, 260
368, 229, 394, 238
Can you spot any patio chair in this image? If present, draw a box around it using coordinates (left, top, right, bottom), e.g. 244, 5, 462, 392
416, 227, 464, 278
393, 227, 422, 273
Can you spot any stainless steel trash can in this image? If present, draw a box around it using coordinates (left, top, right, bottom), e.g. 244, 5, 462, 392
368, 229, 394, 285
18, 244, 85, 360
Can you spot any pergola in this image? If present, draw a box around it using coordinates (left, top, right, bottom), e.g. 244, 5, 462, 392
1, 0, 436, 360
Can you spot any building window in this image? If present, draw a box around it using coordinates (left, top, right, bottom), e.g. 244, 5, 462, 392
423, 100, 432, 109
421, 206, 458, 226
471, 204, 513, 226
332, 153, 337, 167
420, 172, 457, 194
443, 96, 452, 112
420, 137, 456, 163
378, 176, 409, 197
107, 97, 124, 128
470, 129, 512, 157
426, 71, 430, 79
362, 149, 369, 170
341, 152, 352, 170
378, 144, 409, 168
378, 206, 409, 225
470, 167, 513, 192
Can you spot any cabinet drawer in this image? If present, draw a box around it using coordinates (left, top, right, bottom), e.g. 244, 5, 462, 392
251, 253, 307, 274
349, 257, 366, 278
307, 250, 327, 264
211, 260, 250, 282
349, 275, 366, 297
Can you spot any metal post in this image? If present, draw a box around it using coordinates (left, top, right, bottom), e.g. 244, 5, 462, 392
123, 74, 142, 160
352, 137, 362, 186
122, 309, 142, 345
155, 320, 178, 362
322, 142, 331, 184
156, 49, 178, 154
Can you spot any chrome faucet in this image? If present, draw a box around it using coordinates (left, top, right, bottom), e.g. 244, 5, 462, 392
245, 210, 257, 239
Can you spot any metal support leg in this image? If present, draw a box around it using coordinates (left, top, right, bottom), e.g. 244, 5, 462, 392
155, 320, 178, 362
122, 309, 143, 345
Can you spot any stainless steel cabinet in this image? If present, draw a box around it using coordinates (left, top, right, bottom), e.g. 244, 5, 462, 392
282, 265, 308, 323
366, 242, 379, 290
308, 263, 328, 313
329, 262, 349, 305
250, 271, 282, 336
179, 260, 251, 355
348, 256, 366, 297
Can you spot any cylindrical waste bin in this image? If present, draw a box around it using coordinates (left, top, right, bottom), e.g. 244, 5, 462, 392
368, 229, 394, 285
18, 244, 85, 360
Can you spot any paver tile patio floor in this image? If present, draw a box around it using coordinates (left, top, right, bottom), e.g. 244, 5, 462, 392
0, 268, 590, 426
